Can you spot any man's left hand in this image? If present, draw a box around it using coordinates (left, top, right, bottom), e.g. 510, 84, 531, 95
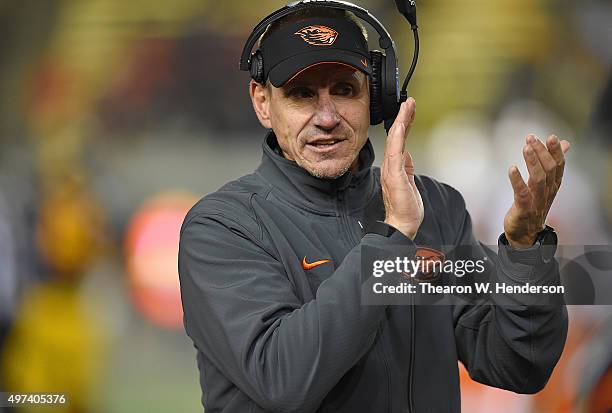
503, 134, 571, 249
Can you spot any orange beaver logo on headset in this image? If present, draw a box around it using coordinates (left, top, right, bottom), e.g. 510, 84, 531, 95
295, 25, 338, 46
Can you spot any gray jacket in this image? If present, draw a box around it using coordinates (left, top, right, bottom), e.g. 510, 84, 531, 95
178, 132, 568, 413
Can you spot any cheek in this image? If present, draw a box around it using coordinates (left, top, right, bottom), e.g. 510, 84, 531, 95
341, 100, 370, 133
270, 102, 310, 148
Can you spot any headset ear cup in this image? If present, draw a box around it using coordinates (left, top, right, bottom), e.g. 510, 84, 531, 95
369, 50, 384, 125
249, 50, 264, 84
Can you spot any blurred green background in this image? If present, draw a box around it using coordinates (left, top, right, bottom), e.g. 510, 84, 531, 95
1, 0, 611, 412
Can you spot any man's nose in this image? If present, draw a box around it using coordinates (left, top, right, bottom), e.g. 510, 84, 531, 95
313, 92, 341, 131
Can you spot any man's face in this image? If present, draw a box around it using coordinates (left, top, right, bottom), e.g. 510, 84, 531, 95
252, 64, 370, 179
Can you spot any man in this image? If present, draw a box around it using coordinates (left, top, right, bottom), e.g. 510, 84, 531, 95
178, 5, 570, 412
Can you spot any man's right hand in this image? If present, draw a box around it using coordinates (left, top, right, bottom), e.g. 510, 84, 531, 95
380, 98, 423, 240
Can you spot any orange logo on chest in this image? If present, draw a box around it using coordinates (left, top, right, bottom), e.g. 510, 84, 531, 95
302, 256, 332, 270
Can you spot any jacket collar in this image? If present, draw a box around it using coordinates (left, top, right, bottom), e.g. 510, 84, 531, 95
256, 131, 378, 214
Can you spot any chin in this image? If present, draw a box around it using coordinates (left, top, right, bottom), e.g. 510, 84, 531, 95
304, 160, 352, 180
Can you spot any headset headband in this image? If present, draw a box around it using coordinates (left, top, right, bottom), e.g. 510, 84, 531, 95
239, 0, 399, 100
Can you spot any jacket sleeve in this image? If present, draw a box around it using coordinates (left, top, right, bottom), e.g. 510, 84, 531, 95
445, 184, 568, 394
178, 209, 415, 413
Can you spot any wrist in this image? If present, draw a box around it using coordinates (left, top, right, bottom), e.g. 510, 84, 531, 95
384, 219, 417, 240
503, 225, 557, 250
505, 233, 537, 249
500, 225, 557, 265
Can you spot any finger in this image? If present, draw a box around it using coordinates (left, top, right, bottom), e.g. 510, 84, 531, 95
385, 98, 416, 173
508, 165, 531, 209
560, 139, 570, 154
546, 135, 564, 167
529, 135, 558, 206
404, 151, 416, 186
529, 135, 557, 182
545, 135, 566, 189
385, 98, 416, 150
523, 140, 547, 211
385, 99, 415, 152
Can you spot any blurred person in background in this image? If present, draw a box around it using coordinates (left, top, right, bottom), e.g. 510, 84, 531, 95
0, 189, 17, 413
1, 173, 107, 413
179, 1, 572, 412
574, 314, 612, 413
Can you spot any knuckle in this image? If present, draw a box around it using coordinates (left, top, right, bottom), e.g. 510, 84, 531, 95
389, 169, 402, 178
517, 210, 531, 220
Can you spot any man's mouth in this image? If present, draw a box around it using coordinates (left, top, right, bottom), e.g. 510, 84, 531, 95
306, 139, 346, 151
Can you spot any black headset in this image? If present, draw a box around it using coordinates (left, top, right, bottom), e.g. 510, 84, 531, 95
239, 0, 419, 131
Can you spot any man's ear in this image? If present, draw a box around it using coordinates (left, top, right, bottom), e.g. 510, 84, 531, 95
249, 80, 272, 129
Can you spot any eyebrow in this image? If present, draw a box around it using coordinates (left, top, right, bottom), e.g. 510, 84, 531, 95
284, 72, 364, 89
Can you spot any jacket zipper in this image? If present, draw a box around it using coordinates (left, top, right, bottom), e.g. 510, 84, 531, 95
337, 189, 392, 412
337, 191, 357, 247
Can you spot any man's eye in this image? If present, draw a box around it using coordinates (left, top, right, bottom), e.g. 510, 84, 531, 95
334, 83, 355, 96
288, 87, 314, 99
